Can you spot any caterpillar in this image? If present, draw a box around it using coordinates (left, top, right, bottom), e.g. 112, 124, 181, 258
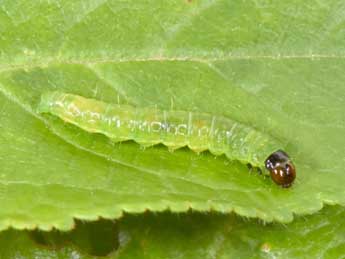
37, 91, 295, 187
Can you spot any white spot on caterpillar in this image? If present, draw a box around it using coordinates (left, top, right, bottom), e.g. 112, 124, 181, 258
151, 121, 162, 132
67, 103, 81, 117
177, 124, 188, 136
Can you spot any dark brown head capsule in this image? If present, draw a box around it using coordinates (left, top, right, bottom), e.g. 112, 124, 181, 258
265, 150, 296, 188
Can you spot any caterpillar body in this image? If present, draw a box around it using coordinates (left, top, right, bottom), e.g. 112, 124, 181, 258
38, 91, 284, 172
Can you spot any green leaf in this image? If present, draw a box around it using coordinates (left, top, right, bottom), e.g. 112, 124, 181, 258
2, 205, 345, 258
0, 0, 344, 229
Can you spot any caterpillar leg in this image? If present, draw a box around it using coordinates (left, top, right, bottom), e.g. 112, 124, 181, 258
110, 138, 127, 143
188, 145, 208, 155
247, 164, 265, 175
247, 163, 253, 173
138, 142, 158, 150
168, 146, 183, 152
257, 167, 263, 175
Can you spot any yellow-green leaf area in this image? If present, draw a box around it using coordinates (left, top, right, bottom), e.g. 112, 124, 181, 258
0, 0, 344, 230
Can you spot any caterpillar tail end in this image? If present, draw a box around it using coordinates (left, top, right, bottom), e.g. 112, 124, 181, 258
37, 99, 49, 114
36, 91, 62, 114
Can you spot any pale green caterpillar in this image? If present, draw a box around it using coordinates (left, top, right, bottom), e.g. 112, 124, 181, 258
37, 91, 283, 170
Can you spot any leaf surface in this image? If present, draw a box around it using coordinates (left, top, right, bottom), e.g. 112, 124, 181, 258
0, 0, 344, 229
1, 206, 345, 259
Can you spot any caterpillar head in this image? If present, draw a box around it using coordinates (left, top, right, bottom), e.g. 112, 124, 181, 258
265, 150, 296, 188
